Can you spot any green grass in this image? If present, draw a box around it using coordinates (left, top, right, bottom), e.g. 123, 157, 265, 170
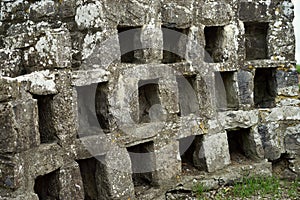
231, 176, 280, 198
287, 179, 300, 198
194, 176, 300, 200
193, 182, 208, 197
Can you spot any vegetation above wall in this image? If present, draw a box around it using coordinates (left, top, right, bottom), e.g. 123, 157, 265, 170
297, 64, 300, 73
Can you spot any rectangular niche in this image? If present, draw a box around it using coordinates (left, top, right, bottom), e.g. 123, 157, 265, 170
179, 135, 204, 173
226, 128, 253, 164
254, 68, 277, 108
118, 26, 142, 63
204, 26, 225, 63
138, 79, 161, 123
76, 157, 99, 200
76, 82, 109, 137
162, 26, 189, 63
127, 141, 156, 188
34, 169, 60, 199
214, 71, 239, 111
33, 95, 57, 144
176, 75, 199, 116
244, 22, 269, 60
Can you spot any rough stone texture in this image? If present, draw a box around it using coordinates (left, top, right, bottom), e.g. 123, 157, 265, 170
194, 132, 231, 172
0, 0, 299, 199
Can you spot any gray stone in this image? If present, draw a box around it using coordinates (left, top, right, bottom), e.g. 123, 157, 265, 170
276, 69, 299, 97
0, 100, 39, 153
0, 0, 299, 199
194, 132, 231, 172
58, 162, 85, 200
23, 27, 71, 72
0, 49, 23, 77
237, 70, 254, 106
0, 78, 19, 102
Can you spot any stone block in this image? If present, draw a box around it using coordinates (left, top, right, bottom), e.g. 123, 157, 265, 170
0, 78, 19, 102
276, 69, 299, 97
263, 106, 300, 122
60, 0, 78, 18
238, 1, 271, 22
51, 71, 77, 145
16, 70, 58, 96
268, 21, 295, 60
194, 132, 231, 172
58, 162, 85, 200
154, 140, 181, 184
162, 0, 194, 27
196, 1, 233, 26
24, 144, 64, 178
139, 24, 163, 63
120, 0, 154, 27
75, 1, 105, 30
0, 154, 24, 190
80, 30, 120, 70
0, 100, 40, 153
0, 1, 30, 22
0, 193, 39, 200
98, 146, 135, 199
23, 27, 71, 72
29, 0, 58, 21
258, 122, 285, 161
237, 70, 254, 106
0, 49, 23, 77
218, 110, 259, 130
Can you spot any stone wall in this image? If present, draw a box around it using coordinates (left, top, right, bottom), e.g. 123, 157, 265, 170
0, 0, 299, 199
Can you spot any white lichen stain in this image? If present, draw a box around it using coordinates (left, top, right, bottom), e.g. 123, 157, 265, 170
82, 32, 103, 60
75, 2, 103, 29
30, 0, 55, 17
282, 1, 293, 16
35, 36, 49, 57
16, 70, 57, 94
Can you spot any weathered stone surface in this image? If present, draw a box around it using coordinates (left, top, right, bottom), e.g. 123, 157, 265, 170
24, 144, 65, 178
238, 0, 272, 22
268, 1, 295, 61
80, 29, 120, 70
16, 70, 57, 95
196, 1, 233, 26
237, 70, 254, 107
75, 1, 105, 30
276, 69, 299, 97
262, 106, 300, 122
0, 154, 24, 190
162, 0, 194, 27
0, 1, 30, 22
23, 27, 71, 72
0, 100, 39, 153
195, 132, 231, 172
28, 0, 58, 21
269, 21, 295, 61
58, 162, 85, 200
51, 71, 77, 145
98, 146, 135, 199
71, 69, 109, 86
0, 49, 23, 77
155, 140, 181, 184
285, 125, 300, 176
4, 21, 53, 49
218, 110, 259, 130
0, 78, 19, 102
0, 0, 298, 199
